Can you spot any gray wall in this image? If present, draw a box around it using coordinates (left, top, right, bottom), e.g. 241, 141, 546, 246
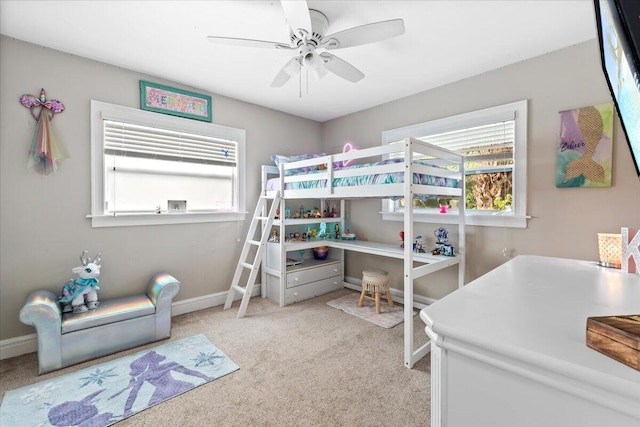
2, 36, 639, 342
0, 36, 322, 340
322, 40, 640, 298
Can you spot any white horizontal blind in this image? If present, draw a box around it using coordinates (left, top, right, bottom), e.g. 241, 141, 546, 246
104, 120, 237, 166
416, 120, 515, 174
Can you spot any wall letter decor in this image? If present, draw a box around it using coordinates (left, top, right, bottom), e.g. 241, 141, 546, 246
621, 227, 640, 274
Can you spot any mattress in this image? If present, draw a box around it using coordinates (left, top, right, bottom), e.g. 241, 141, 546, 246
266, 158, 459, 194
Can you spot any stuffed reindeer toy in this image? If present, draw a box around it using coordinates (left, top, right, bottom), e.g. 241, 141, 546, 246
59, 251, 102, 314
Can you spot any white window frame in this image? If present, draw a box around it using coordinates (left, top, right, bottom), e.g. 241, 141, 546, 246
89, 100, 246, 228
381, 100, 528, 228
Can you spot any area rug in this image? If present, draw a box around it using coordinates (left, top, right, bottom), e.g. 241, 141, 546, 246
0, 334, 239, 427
327, 292, 416, 328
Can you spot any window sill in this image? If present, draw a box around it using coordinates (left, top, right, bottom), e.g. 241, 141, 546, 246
87, 211, 247, 228
381, 211, 529, 228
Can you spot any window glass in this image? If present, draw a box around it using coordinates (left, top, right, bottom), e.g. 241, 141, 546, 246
381, 100, 528, 228
90, 101, 246, 227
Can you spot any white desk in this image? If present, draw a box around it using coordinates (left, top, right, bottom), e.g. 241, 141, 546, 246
420, 255, 640, 427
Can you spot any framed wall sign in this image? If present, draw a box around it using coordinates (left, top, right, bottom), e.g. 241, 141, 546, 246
140, 80, 212, 122
556, 103, 613, 188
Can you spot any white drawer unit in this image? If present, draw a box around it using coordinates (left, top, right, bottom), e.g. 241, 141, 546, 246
263, 229, 344, 306
286, 262, 342, 288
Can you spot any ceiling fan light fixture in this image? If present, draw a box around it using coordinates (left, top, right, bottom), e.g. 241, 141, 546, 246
208, 1, 404, 89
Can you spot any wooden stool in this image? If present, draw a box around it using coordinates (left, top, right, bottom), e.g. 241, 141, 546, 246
358, 270, 393, 314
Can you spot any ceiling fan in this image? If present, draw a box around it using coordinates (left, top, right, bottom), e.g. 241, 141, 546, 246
207, 1, 405, 88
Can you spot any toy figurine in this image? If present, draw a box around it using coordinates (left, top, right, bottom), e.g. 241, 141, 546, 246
335, 223, 340, 239
269, 230, 279, 242
413, 235, 426, 253
285, 207, 291, 219
432, 227, 455, 256
59, 251, 102, 314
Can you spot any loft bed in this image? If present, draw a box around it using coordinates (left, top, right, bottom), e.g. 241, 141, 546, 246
260, 137, 466, 368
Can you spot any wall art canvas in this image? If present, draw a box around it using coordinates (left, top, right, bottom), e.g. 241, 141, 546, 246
140, 80, 212, 122
556, 103, 613, 187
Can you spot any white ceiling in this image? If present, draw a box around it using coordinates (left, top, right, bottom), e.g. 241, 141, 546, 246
0, 1, 597, 122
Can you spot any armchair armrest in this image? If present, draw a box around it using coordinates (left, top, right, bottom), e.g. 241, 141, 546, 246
19, 290, 63, 374
145, 272, 181, 339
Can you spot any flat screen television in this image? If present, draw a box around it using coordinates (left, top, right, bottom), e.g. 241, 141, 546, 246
593, 0, 640, 178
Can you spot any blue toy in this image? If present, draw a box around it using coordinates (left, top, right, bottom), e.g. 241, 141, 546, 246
59, 251, 102, 314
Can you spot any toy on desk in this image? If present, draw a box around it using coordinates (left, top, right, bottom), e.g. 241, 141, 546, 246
335, 224, 340, 240
318, 223, 327, 238
285, 207, 291, 219
400, 231, 405, 248
341, 231, 356, 240
439, 204, 448, 214
269, 230, 279, 242
413, 235, 426, 253
432, 227, 455, 257
59, 251, 102, 314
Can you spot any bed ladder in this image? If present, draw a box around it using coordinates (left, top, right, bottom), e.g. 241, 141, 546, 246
224, 191, 281, 318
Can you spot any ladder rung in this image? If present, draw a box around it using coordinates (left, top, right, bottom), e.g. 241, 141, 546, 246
240, 262, 253, 270
247, 240, 260, 246
255, 216, 269, 221
232, 285, 247, 295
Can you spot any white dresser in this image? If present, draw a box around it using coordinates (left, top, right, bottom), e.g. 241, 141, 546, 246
420, 255, 640, 427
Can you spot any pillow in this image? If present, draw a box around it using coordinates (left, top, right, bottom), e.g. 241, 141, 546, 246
271, 153, 326, 175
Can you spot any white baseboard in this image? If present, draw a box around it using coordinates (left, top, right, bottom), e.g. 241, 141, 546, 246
0, 285, 262, 361
1, 281, 433, 361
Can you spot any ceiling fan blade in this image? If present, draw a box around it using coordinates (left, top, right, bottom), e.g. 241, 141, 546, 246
319, 53, 364, 83
271, 56, 301, 87
281, 0, 311, 37
207, 36, 293, 50
321, 19, 405, 50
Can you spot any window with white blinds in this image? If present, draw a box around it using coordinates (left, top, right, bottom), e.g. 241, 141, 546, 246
381, 100, 528, 228
103, 120, 238, 167
90, 100, 246, 228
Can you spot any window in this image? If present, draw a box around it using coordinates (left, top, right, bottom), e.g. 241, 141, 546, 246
90, 101, 246, 227
381, 100, 528, 228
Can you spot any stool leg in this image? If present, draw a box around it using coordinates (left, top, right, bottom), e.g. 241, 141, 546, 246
358, 287, 367, 307
375, 292, 381, 314
385, 287, 394, 308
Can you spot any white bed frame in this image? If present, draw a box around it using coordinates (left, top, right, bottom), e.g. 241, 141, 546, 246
261, 137, 466, 368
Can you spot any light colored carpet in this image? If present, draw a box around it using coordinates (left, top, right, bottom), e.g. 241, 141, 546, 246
0, 289, 431, 426
327, 292, 416, 328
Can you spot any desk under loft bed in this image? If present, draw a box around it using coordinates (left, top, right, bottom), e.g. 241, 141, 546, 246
260, 137, 466, 368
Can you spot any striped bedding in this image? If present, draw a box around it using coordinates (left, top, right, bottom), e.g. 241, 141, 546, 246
266, 158, 459, 193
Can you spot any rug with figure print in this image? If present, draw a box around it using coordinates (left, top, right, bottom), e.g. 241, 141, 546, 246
0, 334, 239, 426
